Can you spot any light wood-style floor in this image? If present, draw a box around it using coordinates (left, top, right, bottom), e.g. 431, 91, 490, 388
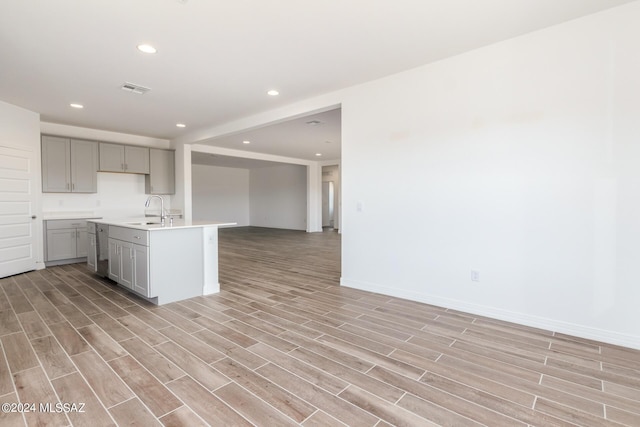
1, 226, 639, 426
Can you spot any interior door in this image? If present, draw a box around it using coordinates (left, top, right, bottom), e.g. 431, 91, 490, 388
322, 181, 334, 228
0, 145, 37, 278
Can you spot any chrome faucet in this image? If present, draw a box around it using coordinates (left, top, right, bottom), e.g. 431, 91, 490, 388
144, 195, 166, 225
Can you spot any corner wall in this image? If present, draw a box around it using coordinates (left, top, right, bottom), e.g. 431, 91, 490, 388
192, 164, 250, 225
250, 165, 307, 230
340, 3, 640, 349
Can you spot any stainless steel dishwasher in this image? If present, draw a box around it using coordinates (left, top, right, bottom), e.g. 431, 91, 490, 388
96, 224, 109, 277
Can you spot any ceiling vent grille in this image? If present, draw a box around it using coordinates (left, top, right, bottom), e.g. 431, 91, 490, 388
120, 82, 151, 95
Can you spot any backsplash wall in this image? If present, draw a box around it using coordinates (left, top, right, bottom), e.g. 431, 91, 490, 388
41, 172, 171, 219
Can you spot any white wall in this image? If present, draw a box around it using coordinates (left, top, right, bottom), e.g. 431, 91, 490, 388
250, 165, 307, 230
41, 122, 170, 148
340, 2, 640, 349
192, 164, 250, 226
178, 144, 322, 230
0, 102, 40, 149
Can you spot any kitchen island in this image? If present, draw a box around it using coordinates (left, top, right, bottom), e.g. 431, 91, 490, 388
87, 219, 235, 304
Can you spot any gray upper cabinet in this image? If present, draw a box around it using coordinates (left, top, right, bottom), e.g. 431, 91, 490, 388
42, 136, 70, 192
146, 149, 175, 194
125, 146, 150, 173
42, 136, 98, 193
99, 143, 149, 174
98, 142, 123, 172
71, 140, 99, 192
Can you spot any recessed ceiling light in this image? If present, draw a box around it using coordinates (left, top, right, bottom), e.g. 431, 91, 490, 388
137, 44, 157, 54
176, 123, 186, 128
242, 140, 251, 144
267, 90, 279, 96
70, 103, 84, 109
315, 153, 322, 157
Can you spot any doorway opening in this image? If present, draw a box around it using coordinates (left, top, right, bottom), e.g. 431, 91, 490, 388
321, 164, 340, 231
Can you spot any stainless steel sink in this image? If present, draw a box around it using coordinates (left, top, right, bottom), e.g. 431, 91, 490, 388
126, 221, 161, 226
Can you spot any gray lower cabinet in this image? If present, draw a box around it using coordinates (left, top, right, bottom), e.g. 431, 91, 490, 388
108, 226, 149, 296
146, 148, 175, 194
131, 244, 149, 296
107, 239, 121, 282
99, 143, 149, 174
44, 219, 92, 265
41, 136, 98, 193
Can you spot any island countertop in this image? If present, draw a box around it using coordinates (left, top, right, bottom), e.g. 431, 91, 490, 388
87, 217, 234, 305
88, 218, 236, 231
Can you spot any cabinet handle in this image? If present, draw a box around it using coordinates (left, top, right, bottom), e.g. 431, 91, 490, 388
124, 163, 128, 171
72, 182, 75, 190
66, 183, 70, 190
134, 235, 141, 239
121, 163, 125, 171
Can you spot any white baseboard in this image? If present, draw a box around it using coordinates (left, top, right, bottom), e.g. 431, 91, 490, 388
340, 277, 640, 351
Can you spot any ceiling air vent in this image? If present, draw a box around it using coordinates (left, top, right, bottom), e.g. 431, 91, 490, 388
120, 82, 151, 95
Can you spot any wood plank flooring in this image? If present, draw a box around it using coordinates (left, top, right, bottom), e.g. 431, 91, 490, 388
1, 226, 639, 426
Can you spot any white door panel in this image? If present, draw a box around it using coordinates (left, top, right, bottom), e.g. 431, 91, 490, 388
0, 145, 36, 277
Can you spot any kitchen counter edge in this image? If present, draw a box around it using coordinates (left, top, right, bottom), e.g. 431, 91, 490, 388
88, 218, 236, 231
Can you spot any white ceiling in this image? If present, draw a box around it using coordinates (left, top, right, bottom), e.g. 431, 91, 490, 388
0, 0, 634, 161
201, 108, 342, 161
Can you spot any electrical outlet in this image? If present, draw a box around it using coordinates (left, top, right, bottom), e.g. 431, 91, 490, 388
471, 269, 480, 282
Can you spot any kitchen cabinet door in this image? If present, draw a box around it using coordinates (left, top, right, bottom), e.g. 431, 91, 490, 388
119, 241, 135, 290
146, 149, 174, 194
99, 143, 149, 173
70, 139, 98, 192
99, 143, 125, 172
42, 136, 71, 192
44, 219, 93, 265
42, 137, 97, 193
124, 146, 149, 174
132, 244, 149, 296
46, 229, 77, 261
108, 238, 121, 282
87, 233, 97, 272
76, 227, 88, 257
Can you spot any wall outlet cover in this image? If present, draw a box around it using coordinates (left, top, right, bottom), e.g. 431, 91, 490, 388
471, 269, 480, 282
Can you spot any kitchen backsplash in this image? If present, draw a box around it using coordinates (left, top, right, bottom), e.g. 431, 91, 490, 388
41, 172, 173, 219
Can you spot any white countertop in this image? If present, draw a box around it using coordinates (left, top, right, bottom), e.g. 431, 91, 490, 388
88, 218, 236, 231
